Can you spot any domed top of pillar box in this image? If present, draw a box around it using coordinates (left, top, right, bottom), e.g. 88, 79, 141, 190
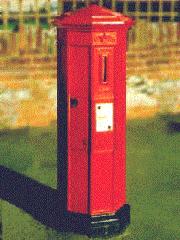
53, 4, 134, 29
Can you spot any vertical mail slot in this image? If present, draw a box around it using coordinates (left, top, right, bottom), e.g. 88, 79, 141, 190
102, 55, 108, 83
54, 4, 134, 238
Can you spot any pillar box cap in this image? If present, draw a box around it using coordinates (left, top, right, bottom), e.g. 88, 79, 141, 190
53, 4, 134, 29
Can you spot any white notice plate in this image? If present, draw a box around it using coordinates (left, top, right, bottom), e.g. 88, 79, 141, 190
96, 103, 113, 132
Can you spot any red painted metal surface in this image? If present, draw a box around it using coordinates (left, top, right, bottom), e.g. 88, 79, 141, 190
54, 5, 134, 216
67, 46, 89, 213
54, 4, 133, 27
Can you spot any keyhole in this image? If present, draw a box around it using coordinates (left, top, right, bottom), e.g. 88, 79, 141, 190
70, 98, 78, 108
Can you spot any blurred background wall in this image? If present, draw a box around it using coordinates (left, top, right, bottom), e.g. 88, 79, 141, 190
0, 0, 179, 128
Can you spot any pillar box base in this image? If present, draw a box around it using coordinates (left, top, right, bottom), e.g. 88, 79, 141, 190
61, 204, 130, 238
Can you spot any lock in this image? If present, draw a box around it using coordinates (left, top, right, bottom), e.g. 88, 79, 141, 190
70, 98, 78, 108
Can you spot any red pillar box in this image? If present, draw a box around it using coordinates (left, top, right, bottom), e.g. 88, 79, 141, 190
54, 4, 134, 237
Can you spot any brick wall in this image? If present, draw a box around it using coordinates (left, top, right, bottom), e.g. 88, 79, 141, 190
0, 56, 57, 128
127, 42, 180, 81
0, 43, 179, 128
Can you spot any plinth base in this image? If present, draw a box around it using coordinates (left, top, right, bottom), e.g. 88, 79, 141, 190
62, 204, 130, 238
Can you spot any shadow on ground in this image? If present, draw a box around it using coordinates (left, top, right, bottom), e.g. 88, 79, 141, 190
0, 166, 64, 231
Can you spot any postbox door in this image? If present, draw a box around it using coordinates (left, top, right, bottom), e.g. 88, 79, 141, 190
90, 46, 115, 214
67, 46, 90, 214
